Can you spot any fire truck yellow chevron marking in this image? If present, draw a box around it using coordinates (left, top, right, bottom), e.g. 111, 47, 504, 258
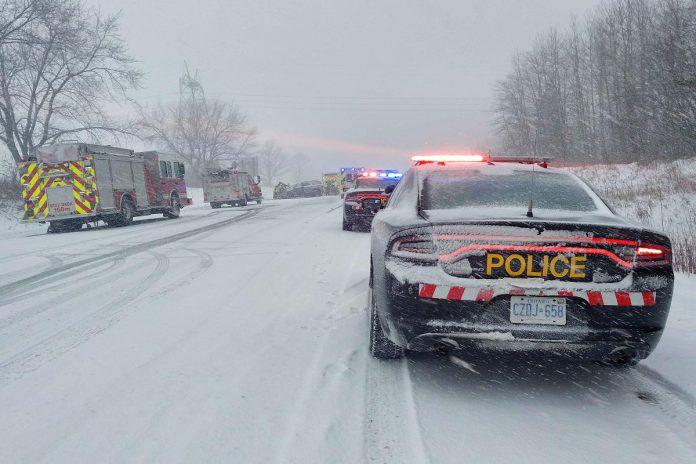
72, 175, 85, 193
68, 163, 82, 178
87, 165, 98, 206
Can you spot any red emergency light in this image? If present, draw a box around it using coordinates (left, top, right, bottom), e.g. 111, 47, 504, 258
411, 154, 485, 163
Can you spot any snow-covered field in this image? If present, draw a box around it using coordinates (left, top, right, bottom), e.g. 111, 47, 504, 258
0, 197, 694, 463
570, 159, 696, 273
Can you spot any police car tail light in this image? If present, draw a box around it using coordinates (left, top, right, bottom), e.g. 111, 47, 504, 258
391, 236, 437, 263
635, 244, 670, 267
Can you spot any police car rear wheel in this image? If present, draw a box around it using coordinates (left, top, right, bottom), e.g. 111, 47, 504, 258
369, 290, 404, 360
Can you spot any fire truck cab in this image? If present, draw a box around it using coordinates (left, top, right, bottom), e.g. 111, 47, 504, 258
19, 143, 191, 232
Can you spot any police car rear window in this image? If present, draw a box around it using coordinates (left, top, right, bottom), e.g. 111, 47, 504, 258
421, 170, 598, 212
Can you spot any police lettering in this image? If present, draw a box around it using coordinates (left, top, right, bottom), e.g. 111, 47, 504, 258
486, 253, 586, 279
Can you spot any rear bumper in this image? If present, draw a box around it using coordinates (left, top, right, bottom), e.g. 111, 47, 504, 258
374, 269, 673, 362
344, 205, 378, 223
408, 331, 657, 362
22, 212, 99, 223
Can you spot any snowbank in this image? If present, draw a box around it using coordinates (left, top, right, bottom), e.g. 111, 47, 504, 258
644, 273, 696, 397
0, 202, 46, 238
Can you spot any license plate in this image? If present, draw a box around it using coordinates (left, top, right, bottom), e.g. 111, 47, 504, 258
363, 199, 381, 212
510, 296, 567, 326
46, 186, 75, 216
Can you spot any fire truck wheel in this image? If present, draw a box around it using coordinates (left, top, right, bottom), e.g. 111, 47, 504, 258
119, 197, 135, 226
210, 202, 221, 209
239, 196, 248, 207
256, 199, 262, 205
164, 193, 181, 219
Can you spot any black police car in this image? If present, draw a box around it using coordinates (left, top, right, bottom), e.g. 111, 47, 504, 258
369, 155, 674, 365
342, 171, 402, 231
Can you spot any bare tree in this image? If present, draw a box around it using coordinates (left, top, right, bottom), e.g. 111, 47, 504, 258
0, 0, 43, 44
140, 100, 256, 178
139, 67, 256, 181
494, 0, 696, 163
0, 0, 142, 163
258, 140, 288, 185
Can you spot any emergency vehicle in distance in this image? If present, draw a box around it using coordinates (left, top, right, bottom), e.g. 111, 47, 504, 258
322, 173, 342, 195
19, 143, 191, 233
368, 154, 674, 366
202, 168, 263, 208
339, 167, 365, 195
342, 169, 402, 231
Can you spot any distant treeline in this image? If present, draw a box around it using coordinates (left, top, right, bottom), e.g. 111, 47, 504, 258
494, 0, 696, 163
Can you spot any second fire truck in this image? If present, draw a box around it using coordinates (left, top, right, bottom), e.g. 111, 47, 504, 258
202, 169, 263, 208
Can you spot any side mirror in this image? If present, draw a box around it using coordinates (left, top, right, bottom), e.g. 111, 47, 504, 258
384, 185, 396, 195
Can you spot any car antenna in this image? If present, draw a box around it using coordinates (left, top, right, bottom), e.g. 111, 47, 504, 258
415, 172, 429, 221
527, 159, 535, 218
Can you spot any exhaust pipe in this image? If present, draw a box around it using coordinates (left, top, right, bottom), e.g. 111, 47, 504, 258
434, 344, 450, 357
604, 347, 638, 366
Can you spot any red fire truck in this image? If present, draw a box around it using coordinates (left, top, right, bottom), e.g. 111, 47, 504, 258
18, 143, 191, 232
202, 169, 263, 208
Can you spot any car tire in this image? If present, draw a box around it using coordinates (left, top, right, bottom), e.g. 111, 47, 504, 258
369, 289, 404, 360
342, 217, 352, 231
164, 193, 181, 219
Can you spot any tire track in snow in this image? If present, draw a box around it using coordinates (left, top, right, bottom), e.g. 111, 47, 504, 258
0, 253, 64, 284
362, 286, 430, 464
152, 248, 214, 297
0, 251, 170, 387
270, 219, 366, 464
0, 257, 129, 327
0, 255, 128, 307
0, 209, 258, 298
632, 366, 696, 448
363, 351, 430, 463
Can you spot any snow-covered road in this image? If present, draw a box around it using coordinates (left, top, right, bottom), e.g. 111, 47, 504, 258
0, 197, 694, 463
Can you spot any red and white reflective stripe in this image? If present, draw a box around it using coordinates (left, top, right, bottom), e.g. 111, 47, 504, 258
417, 284, 656, 307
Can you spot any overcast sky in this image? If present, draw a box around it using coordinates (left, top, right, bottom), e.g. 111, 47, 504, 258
88, 0, 605, 173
